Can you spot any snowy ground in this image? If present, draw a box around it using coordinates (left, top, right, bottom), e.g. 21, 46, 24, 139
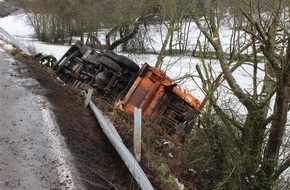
0, 13, 270, 105
0, 13, 266, 103
0, 14, 208, 100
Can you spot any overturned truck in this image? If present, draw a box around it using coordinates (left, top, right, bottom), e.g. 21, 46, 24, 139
53, 41, 201, 143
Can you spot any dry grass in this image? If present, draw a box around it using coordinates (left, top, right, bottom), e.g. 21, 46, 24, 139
90, 95, 196, 189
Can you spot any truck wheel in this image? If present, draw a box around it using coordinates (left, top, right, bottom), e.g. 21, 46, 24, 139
98, 56, 121, 72
117, 55, 140, 73
103, 50, 119, 62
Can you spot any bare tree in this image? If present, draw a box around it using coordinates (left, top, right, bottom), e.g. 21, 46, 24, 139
154, 0, 195, 68
189, 0, 290, 189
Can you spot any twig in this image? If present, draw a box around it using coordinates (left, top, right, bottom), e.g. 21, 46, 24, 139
78, 177, 110, 190
80, 163, 119, 190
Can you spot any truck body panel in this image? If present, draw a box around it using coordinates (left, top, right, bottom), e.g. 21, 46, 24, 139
122, 63, 200, 138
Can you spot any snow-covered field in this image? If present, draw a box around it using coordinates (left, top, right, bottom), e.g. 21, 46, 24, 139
0, 13, 262, 102
0, 14, 206, 100
0, 14, 70, 59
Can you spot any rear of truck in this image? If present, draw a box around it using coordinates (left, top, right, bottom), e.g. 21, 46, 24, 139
122, 63, 201, 142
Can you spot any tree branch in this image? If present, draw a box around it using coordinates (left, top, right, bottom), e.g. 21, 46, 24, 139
273, 156, 290, 180
192, 13, 256, 110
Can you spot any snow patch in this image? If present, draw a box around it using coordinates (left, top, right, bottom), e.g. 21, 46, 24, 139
173, 176, 185, 190
0, 39, 13, 51
0, 14, 34, 37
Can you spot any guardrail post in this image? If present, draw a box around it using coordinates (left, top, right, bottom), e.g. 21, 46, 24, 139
84, 88, 93, 107
134, 107, 142, 162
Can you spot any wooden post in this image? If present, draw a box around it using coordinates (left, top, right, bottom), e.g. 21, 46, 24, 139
134, 107, 142, 162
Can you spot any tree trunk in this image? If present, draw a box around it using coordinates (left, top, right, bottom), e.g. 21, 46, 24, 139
259, 38, 290, 189
155, 21, 175, 68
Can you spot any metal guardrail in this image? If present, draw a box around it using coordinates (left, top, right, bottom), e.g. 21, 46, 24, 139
84, 89, 154, 190
0, 27, 31, 55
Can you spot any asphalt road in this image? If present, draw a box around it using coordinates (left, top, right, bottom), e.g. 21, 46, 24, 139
0, 46, 85, 189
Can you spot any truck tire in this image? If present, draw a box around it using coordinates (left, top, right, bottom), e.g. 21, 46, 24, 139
103, 50, 119, 62
98, 56, 121, 72
116, 55, 140, 73
104, 50, 140, 73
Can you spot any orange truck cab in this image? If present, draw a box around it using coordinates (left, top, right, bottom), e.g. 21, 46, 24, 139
122, 63, 200, 142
